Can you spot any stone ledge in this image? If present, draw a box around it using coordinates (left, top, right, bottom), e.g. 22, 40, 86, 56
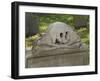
25, 48, 89, 68
26, 47, 89, 58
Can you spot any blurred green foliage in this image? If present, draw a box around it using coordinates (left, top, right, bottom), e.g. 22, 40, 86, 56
39, 14, 75, 33
25, 14, 89, 47
77, 28, 89, 45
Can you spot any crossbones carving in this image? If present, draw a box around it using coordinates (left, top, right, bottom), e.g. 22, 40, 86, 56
35, 22, 82, 49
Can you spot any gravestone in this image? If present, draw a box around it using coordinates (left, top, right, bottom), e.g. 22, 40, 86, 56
25, 13, 39, 37
25, 47, 89, 68
74, 15, 89, 29
25, 22, 89, 68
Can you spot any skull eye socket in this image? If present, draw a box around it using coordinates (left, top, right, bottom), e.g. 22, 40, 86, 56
60, 33, 63, 38
65, 32, 68, 39
66, 32, 68, 35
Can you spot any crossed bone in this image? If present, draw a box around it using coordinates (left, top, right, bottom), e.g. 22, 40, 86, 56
32, 22, 87, 52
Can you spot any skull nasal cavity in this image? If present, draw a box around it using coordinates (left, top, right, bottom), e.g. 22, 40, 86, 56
60, 33, 63, 38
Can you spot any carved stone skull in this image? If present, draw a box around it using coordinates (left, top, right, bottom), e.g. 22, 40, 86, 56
47, 22, 73, 44
37, 22, 82, 48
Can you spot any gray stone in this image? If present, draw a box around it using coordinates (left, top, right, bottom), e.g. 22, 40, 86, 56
25, 22, 89, 68
25, 48, 89, 68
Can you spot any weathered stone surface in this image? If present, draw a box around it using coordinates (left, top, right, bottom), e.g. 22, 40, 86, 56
25, 22, 89, 68
25, 48, 89, 68
36, 22, 81, 48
